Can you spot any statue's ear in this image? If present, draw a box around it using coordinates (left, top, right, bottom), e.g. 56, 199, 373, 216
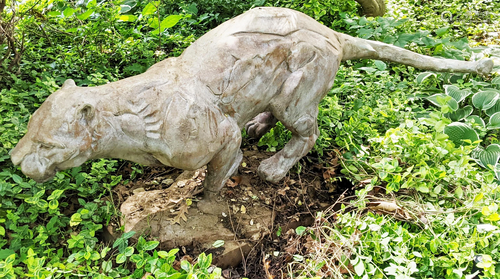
62, 79, 76, 89
77, 104, 95, 125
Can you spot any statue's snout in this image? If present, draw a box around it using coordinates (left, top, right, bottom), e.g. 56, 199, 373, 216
11, 136, 31, 166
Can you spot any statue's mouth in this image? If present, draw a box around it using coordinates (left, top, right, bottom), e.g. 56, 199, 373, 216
18, 153, 57, 183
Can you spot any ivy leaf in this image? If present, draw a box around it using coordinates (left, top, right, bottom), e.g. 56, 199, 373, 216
472, 90, 500, 110
443, 122, 479, 146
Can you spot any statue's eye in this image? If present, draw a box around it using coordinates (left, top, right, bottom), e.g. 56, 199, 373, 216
40, 143, 55, 149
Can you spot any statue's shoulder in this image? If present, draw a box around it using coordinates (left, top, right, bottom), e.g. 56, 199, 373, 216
227, 7, 312, 36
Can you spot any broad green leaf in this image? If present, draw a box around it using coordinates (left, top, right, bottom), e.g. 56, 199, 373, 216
444, 85, 471, 103
444, 122, 479, 146
466, 115, 485, 128
77, 9, 94, 20
427, 94, 458, 111
374, 60, 386, 71
416, 72, 436, 84
118, 14, 137, 22
151, 15, 183, 34
488, 112, 500, 130
0, 226, 4, 236
445, 105, 473, 121
492, 76, 500, 85
63, 8, 75, 18
472, 90, 500, 110
485, 99, 500, 116
141, 2, 158, 16
435, 26, 450, 37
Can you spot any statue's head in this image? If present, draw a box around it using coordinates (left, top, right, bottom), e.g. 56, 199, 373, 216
11, 79, 96, 182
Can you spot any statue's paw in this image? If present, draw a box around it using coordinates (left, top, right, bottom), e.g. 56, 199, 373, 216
196, 197, 227, 215
257, 157, 287, 183
245, 112, 277, 139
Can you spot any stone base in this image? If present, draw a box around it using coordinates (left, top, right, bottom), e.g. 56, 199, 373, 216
119, 188, 274, 268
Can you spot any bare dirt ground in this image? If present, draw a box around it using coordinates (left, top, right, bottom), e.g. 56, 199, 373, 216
104, 140, 355, 278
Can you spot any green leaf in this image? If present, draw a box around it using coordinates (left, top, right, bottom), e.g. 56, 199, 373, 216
48, 199, 59, 210
47, 189, 64, 200
295, 226, 306, 236
120, 0, 137, 14
151, 15, 183, 34
118, 14, 137, 22
0, 226, 5, 236
472, 90, 500, 110
492, 76, 500, 86
63, 8, 75, 18
427, 94, 458, 110
466, 115, 485, 128
444, 122, 479, 146
212, 240, 225, 248
144, 241, 159, 251
77, 9, 94, 20
445, 105, 473, 121
141, 2, 158, 16
435, 26, 450, 37
444, 85, 471, 103
416, 72, 436, 84
374, 60, 386, 71
354, 259, 365, 276
116, 253, 127, 264
124, 247, 134, 257
47, 11, 61, 17
477, 144, 500, 169
485, 99, 500, 116
70, 213, 82, 226
487, 112, 500, 129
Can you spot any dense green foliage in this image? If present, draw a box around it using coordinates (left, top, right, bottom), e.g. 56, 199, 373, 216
0, 0, 499, 278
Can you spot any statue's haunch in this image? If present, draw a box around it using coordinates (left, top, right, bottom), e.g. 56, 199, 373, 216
11, 7, 493, 206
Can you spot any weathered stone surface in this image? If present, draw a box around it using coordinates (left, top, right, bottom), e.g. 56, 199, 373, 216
11, 7, 494, 209
119, 186, 274, 267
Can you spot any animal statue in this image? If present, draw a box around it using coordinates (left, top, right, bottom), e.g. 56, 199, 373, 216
11, 7, 493, 212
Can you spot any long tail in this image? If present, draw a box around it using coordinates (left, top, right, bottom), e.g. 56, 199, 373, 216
339, 34, 494, 75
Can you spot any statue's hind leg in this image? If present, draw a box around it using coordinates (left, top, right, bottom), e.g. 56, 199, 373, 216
198, 119, 242, 214
257, 53, 338, 183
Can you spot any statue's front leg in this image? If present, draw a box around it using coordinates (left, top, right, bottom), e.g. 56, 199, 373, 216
245, 112, 278, 139
197, 120, 242, 214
